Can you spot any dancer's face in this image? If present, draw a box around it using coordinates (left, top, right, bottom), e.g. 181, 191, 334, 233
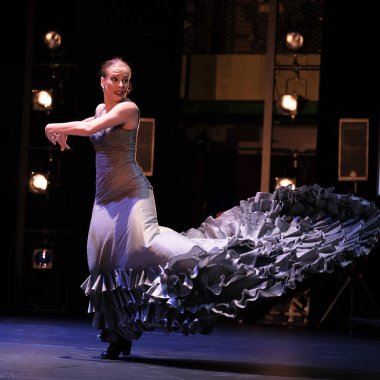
101, 64, 131, 102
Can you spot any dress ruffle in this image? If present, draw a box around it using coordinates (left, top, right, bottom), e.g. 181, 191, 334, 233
81, 184, 380, 340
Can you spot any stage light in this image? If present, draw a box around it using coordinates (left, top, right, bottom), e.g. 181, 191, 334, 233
279, 94, 298, 113
275, 177, 296, 190
277, 73, 307, 119
32, 247, 53, 270
44, 31, 62, 50
28, 172, 49, 194
277, 93, 306, 119
285, 32, 304, 51
32, 89, 53, 111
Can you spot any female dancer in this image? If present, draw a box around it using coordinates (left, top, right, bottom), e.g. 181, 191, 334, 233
45, 57, 380, 359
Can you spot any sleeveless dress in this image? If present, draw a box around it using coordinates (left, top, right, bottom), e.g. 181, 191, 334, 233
81, 105, 380, 343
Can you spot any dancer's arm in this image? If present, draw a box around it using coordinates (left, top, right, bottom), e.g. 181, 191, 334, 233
45, 101, 138, 145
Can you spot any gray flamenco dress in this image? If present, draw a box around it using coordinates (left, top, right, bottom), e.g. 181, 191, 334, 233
81, 115, 380, 344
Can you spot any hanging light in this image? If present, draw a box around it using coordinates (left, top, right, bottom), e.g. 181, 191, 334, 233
28, 172, 49, 194
44, 31, 62, 50
277, 73, 307, 119
285, 32, 304, 51
32, 247, 53, 270
32, 89, 53, 111
279, 93, 298, 113
278, 92, 306, 119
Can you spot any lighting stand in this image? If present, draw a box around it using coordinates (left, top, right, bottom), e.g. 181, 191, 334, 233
317, 267, 380, 332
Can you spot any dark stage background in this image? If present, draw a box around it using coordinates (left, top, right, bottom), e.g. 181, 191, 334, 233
1, 0, 379, 330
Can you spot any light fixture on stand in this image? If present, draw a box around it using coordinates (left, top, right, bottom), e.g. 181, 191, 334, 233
44, 31, 62, 50
277, 55, 308, 119
28, 146, 62, 197
33, 246, 53, 270
32, 89, 53, 111
28, 172, 49, 194
275, 177, 296, 190
285, 32, 304, 52
278, 93, 298, 116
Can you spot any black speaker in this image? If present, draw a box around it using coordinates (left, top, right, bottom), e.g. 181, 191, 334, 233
137, 118, 155, 176
338, 118, 369, 181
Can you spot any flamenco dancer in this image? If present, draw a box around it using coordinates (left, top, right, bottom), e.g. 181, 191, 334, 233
45, 57, 380, 359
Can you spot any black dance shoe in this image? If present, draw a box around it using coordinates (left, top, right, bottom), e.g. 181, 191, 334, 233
100, 340, 132, 360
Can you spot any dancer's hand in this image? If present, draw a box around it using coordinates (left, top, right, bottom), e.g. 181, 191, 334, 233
45, 125, 56, 145
55, 133, 70, 151
45, 125, 70, 151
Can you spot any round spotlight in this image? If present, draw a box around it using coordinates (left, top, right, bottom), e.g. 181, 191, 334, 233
278, 93, 306, 119
285, 32, 304, 51
279, 94, 298, 113
32, 90, 53, 111
28, 172, 49, 194
33, 248, 53, 270
44, 31, 62, 50
275, 177, 296, 190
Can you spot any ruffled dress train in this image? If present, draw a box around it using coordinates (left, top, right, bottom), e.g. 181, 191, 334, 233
81, 183, 380, 341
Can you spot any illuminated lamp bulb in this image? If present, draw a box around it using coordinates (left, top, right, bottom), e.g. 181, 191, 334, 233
275, 177, 296, 190
44, 31, 62, 50
285, 32, 304, 51
28, 172, 49, 194
33, 90, 53, 111
280, 94, 298, 113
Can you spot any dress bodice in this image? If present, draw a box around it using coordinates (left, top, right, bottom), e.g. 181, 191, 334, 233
89, 123, 151, 203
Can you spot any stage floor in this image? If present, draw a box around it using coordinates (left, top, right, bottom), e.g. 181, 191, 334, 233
0, 314, 379, 379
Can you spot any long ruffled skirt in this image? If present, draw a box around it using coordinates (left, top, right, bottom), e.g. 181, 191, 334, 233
81, 184, 380, 341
